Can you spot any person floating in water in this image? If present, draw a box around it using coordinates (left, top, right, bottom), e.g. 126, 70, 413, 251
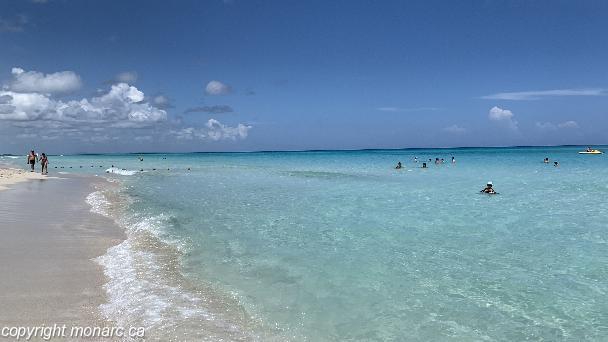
414, 157, 418, 163
395, 162, 402, 169
451, 156, 456, 163
554, 161, 559, 167
544, 157, 549, 163
40, 153, 49, 175
26, 150, 37, 172
422, 162, 428, 168
480, 181, 497, 194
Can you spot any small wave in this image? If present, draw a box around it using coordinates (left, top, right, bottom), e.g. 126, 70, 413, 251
105, 167, 139, 176
88, 193, 262, 340
86, 191, 112, 217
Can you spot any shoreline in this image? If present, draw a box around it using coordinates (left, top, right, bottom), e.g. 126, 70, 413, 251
0, 173, 125, 335
0, 167, 50, 191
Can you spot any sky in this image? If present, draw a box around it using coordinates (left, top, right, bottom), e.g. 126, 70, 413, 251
1, 0, 607, 154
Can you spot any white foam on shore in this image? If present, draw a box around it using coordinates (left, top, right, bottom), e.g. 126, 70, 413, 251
87, 190, 258, 340
105, 167, 138, 176
85, 191, 111, 217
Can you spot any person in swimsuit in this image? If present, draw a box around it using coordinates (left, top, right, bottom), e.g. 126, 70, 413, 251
40, 153, 49, 175
26, 150, 37, 172
395, 162, 402, 169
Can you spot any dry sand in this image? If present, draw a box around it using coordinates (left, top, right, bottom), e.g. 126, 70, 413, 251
0, 173, 124, 338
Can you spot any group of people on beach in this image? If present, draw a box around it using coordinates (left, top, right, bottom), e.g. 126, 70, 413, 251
26, 150, 49, 175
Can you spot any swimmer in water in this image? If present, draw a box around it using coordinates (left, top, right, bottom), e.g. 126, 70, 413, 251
451, 156, 456, 163
395, 162, 402, 169
414, 157, 418, 163
480, 181, 497, 194
554, 161, 559, 167
422, 162, 427, 168
544, 157, 549, 163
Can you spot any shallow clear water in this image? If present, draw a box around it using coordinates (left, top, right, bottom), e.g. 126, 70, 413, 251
3, 146, 608, 340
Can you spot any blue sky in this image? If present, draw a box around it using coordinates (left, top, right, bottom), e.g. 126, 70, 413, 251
1, 0, 607, 153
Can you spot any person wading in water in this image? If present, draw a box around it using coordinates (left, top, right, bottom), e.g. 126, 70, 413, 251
26, 150, 37, 172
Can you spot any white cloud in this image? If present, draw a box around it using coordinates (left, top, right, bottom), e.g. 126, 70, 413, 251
488, 106, 518, 130
115, 71, 138, 84
172, 119, 251, 141
482, 88, 607, 100
536, 120, 579, 131
0, 15, 28, 33
8, 67, 82, 94
488, 106, 513, 120
557, 120, 578, 129
152, 95, 168, 105
535, 122, 557, 130
205, 80, 231, 95
443, 124, 466, 134
376, 107, 440, 112
0, 83, 165, 125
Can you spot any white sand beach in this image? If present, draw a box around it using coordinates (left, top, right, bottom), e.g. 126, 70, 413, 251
0, 167, 49, 191
0, 172, 125, 338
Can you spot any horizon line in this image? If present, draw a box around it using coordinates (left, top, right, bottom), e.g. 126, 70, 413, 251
2, 143, 605, 156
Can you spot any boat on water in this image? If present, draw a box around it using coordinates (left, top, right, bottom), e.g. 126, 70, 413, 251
578, 149, 603, 154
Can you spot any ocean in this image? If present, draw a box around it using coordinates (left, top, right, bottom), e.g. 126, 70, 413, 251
2, 146, 607, 341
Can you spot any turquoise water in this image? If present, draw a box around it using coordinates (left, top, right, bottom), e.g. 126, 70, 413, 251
3, 146, 608, 340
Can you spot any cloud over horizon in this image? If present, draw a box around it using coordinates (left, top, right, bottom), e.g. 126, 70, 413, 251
184, 105, 234, 114
7, 67, 82, 94
482, 88, 607, 100
489, 106, 518, 130
171, 119, 251, 141
0, 68, 252, 147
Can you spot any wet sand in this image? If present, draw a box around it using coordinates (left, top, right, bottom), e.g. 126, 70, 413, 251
0, 175, 124, 331
0, 167, 49, 191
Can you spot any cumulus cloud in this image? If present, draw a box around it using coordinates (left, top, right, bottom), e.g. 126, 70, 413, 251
0, 68, 254, 147
0, 82, 165, 125
205, 80, 231, 95
482, 88, 607, 100
443, 124, 466, 134
114, 71, 138, 84
184, 105, 233, 114
171, 119, 251, 141
488, 106, 518, 130
7, 67, 82, 94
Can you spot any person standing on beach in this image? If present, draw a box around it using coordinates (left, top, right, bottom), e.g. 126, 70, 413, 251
26, 150, 37, 172
40, 153, 49, 175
